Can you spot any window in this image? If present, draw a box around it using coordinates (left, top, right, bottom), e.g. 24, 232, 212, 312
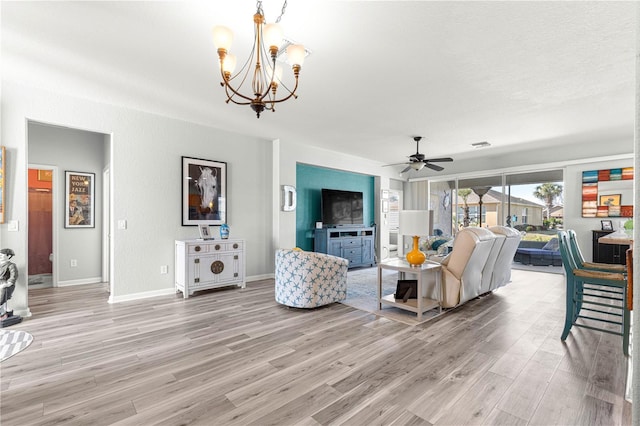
424, 168, 563, 234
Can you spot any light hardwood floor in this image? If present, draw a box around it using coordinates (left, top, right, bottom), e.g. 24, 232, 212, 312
0, 269, 632, 425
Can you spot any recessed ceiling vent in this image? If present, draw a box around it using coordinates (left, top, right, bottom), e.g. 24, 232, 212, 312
471, 141, 491, 148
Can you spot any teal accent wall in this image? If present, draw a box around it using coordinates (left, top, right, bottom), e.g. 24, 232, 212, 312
296, 164, 375, 251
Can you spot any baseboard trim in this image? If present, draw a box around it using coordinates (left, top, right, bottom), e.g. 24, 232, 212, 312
107, 273, 276, 304
109, 288, 176, 304
247, 273, 274, 282
57, 277, 103, 287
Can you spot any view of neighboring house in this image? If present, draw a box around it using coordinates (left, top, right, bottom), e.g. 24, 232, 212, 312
456, 188, 545, 229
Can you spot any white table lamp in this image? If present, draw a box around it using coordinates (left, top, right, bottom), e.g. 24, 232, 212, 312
400, 210, 430, 267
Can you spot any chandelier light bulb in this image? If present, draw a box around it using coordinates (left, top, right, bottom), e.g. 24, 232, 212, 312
212, 26, 233, 51
267, 63, 283, 85
263, 23, 284, 50
222, 54, 237, 74
286, 44, 305, 67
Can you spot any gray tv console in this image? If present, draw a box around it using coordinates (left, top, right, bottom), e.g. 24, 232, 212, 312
314, 226, 376, 269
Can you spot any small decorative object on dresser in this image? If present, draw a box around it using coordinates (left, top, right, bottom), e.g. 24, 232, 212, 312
601, 220, 613, 231
175, 239, 245, 298
220, 223, 230, 239
198, 224, 213, 239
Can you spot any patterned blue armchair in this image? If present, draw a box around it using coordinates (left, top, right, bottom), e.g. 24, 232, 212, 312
275, 249, 348, 308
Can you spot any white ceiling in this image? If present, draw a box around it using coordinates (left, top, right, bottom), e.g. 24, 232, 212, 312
2, 1, 636, 173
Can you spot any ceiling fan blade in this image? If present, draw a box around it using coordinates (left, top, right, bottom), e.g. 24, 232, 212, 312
425, 157, 454, 163
383, 162, 410, 167
424, 162, 444, 172
400, 165, 413, 174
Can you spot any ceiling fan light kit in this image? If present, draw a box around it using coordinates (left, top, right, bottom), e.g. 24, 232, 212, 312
384, 136, 454, 175
212, 1, 306, 118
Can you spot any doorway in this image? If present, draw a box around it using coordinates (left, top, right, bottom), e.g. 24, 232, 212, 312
28, 166, 55, 288
27, 121, 111, 299
387, 189, 401, 258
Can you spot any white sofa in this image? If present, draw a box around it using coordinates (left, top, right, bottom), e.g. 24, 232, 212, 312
428, 227, 518, 308
275, 249, 348, 308
489, 226, 522, 289
439, 227, 497, 307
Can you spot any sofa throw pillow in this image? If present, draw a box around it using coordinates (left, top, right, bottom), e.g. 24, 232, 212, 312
430, 239, 447, 252
437, 239, 453, 255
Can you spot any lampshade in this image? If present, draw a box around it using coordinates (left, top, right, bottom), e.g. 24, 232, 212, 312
400, 210, 430, 267
212, 25, 233, 51
221, 54, 237, 74
263, 23, 284, 49
399, 210, 430, 237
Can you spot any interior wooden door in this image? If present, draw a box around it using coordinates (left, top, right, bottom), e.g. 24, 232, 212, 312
28, 170, 53, 277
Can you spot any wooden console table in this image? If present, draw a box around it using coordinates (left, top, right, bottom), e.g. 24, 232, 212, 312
377, 258, 441, 321
593, 230, 630, 264
598, 232, 633, 311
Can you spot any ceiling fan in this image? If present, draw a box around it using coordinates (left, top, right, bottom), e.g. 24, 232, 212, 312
384, 136, 454, 174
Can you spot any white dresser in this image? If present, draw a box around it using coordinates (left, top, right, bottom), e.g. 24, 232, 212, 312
175, 239, 246, 298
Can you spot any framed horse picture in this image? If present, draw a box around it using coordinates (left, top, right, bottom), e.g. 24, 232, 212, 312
182, 156, 227, 226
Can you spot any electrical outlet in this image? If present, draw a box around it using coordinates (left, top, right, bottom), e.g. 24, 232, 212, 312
160, 265, 168, 274
70, 259, 78, 267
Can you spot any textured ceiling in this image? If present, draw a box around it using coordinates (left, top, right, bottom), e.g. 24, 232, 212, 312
2, 1, 636, 175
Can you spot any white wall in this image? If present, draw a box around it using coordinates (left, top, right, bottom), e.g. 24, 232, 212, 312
1, 81, 273, 314
28, 122, 106, 285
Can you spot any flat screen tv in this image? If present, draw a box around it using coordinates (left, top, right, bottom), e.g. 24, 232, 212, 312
321, 188, 364, 226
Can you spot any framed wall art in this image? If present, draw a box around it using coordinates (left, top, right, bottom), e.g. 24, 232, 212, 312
582, 167, 633, 218
65, 171, 95, 228
182, 156, 227, 226
0, 146, 4, 224
599, 193, 621, 207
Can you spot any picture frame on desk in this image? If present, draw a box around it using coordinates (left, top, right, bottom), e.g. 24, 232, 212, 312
601, 219, 613, 231
198, 224, 213, 239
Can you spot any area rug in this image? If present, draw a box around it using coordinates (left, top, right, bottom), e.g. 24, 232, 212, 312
343, 267, 442, 326
0, 330, 34, 362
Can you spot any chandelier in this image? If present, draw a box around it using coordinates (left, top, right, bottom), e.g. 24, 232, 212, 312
212, 1, 306, 118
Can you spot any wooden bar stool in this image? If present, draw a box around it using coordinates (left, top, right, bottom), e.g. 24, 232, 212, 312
559, 231, 630, 356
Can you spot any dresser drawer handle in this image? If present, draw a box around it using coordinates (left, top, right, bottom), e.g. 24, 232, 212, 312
195, 246, 201, 252
215, 244, 221, 251
233, 243, 239, 249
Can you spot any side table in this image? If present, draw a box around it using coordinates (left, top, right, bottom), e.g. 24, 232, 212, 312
377, 258, 442, 321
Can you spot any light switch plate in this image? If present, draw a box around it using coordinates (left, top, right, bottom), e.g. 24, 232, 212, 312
8, 220, 18, 232
118, 219, 127, 230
